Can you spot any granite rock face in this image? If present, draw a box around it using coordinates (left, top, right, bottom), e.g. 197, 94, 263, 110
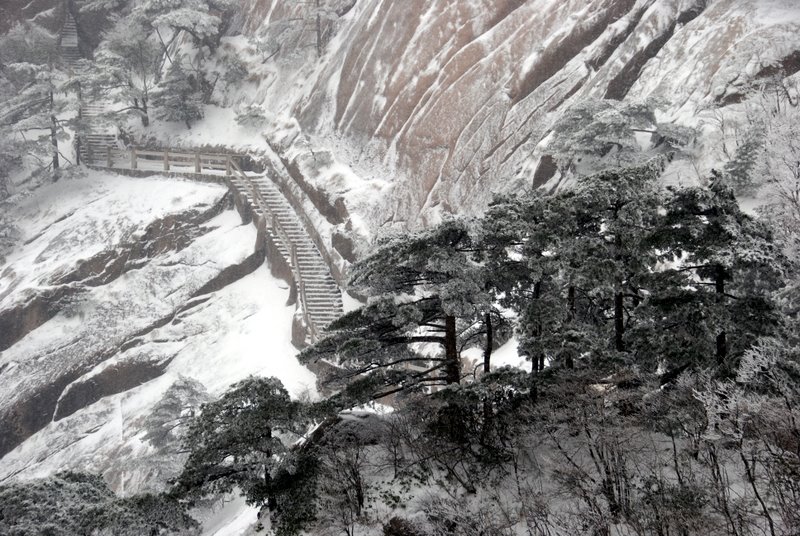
238, 0, 800, 227
0, 172, 314, 493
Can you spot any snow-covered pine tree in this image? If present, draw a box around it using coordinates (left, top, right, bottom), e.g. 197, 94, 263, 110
235, 103, 267, 128
724, 127, 765, 194
0, 472, 199, 535
153, 58, 204, 128
143, 0, 234, 52
174, 377, 304, 507
485, 159, 666, 377
646, 176, 785, 374
93, 12, 162, 126
548, 98, 653, 176
0, 24, 72, 178
300, 219, 495, 403
548, 98, 694, 180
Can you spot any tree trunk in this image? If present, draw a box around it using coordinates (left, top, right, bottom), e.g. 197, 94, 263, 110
49, 92, 59, 172
483, 312, 493, 374
530, 281, 542, 402
566, 285, 575, 368
568, 285, 576, 322
50, 114, 59, 171
482, 316, 494, 442
444, 315, 460, 384
315, 0, 322, 57
715, 265, 727, 365
615, 291, 625, 352
136, 97, 149, 127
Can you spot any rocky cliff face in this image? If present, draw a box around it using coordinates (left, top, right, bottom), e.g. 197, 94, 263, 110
235, 0, 800, 228
0, 171, 315, 493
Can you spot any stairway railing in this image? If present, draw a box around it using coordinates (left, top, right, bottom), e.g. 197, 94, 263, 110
90, 144, 329, 343
228, 158, 321, 342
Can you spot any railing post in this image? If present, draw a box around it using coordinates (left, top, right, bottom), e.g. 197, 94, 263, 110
130, 147, 137, 170
163, 150, 170, 171
106, 146, 112, 168
195, 152, 201, 173
226, 155, 232, 176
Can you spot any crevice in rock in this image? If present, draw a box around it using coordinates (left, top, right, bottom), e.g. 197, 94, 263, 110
532, 154, 559, 188
587, 0, 653, 71
717, 49, 800, 107
52, 354, 178, 422
511, 0, 637, 105
0, 373, 81, 458
50, 239, 267, 423
191, 244, 266, 298
604, 1, 707, 100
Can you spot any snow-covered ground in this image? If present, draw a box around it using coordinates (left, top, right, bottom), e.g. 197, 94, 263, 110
0, 170, 316, 513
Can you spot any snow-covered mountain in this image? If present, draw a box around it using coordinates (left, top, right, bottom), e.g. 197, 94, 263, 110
3, 0, 800, 524
0, 171, 315, 494
232, 0, 800, 227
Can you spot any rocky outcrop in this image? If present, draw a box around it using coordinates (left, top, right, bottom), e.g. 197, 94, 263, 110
52, 351, 176, 422
234, 0, 800, 228
0, 177, 250, 459
0, 194, 230, 353
0, 0, 62, 34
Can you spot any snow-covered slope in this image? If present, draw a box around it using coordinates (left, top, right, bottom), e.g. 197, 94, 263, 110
0, 170, 315, 494
230, 0, 800, 228
4, 0, 800, 513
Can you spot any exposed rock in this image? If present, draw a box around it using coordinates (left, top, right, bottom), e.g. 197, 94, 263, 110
230, 0, 800, 229
0, 0, 62, 33
53, 352, 176, 422
331, 229, 356, 263
0, 194, 230, 353
0, 174, 248, 459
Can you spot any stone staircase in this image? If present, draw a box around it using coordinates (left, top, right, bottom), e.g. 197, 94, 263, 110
228, 172, 344, 340
57, 11, 343, 344
78, 102, 117, 165
60, 12, 81, 68
60, 10, 118, 165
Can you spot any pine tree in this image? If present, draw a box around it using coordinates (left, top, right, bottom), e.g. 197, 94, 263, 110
0, 472, 199, 535
484, 159, 666, 378
548, 98, 694, 180
0, 23, 71, 178
153, 58, 204, 128
93, 12, 162, 126
173, 376, 303, 507
143, 0, 234, 52
724, 128, 765, 194
642, 176, 785, 374
300, 219, 496, 402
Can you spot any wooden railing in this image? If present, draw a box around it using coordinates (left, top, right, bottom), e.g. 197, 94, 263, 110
105, 147, 238, 175
228, 158, 321, 342
95, 145, 324, 342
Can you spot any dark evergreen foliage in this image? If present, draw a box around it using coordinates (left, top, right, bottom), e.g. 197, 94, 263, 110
173, 376, 303, 506
300, 219, 506, 400
173, 159, 793, 535
0, 472, 198, 535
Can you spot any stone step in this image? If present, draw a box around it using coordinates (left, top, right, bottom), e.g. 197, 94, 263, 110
228, 174, 344, 338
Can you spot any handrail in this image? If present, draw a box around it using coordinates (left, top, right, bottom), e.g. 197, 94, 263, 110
92, 144, 325, 343
263, 155, 347, 285
119, 147, 243, 173
229, 158, 320, 342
